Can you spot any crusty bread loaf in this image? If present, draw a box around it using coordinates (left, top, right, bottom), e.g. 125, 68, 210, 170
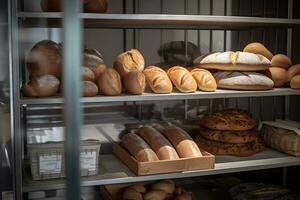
194, 51, 270, 71
264, 67, 288, 87
290, 74, 300, 89
190, 68, 217, 92
200, 128, 258, 144
114, 49, 145, 78
175, 192, 193, 200
151, 181, 176, 194
162, 126, 202, 158
22, 75, 60, 97
136, 126, 179, 160
129, 184, 147, 194
201, 109, 256, 131
213, 71, 274, 90
41, 0, 108, 13
288, 64, 300, 81
122, 188, 143, 200
195, 136, 265, 156
143, 66, 173, 93
82, 67, 95, 82
271, 54, 292, 69
143, 190, 168, 200
97, 68, 122, 96
26, 40, 62, 78
123, 71, 146, 95
84, 49, 107, 79
121, 133, 159, 162
167, 66, 197, 93
82, 81, 98, 97
243, 42, 273, 60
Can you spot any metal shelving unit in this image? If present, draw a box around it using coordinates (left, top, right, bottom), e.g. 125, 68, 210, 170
9, 0, 300, 199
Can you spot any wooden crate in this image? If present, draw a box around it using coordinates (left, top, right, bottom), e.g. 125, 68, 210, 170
112, 143, 215, 176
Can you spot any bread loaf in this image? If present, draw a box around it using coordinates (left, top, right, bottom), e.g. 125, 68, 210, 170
123, 71, 146, 95
200, 128, 258, 144
143, 190, 168, 200
201, 109, 256, 131
82, 81, 98, 97
264, 67, 288, 87
26, 40, 62, 78
162, 126, 202, 158
97, 68, 122, 96
175, 192, 193, 200
129, 184, 146, 194
243, 42, 273, 60
290, 74, 300, 89
143, 66, 173, 93
190, 68, 217, 92
167, 66, 197, 93
22, 75, 60, 97
84, 49, 107, 79
194, 51, 270, 71
151, 181, 176, 194
82, 67, 95, 82
288, 64, 300, 81
213, 71, 274, 90
121, 133, 159, 162
122, 188, 143, 200
271, 54, 292, 69
136, 126, 179, 160
114, 49, 145, 78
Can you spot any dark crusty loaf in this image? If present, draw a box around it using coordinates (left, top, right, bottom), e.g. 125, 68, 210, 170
195, 135, 265, 156
200, 109, 256, 131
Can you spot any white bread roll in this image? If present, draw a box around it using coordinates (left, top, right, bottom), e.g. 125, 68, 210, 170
213, 71, 274, 90
195, 51, 270, 71
271, 54, 292, 69
22, 75, 60, 97
288, 64, 300, 81
136, 126, 179, 160
265, 67, 288, 87
120, 133, 159, 162
162, 126, 202, 158
243, 42, 274, 60
291, 74, 300, 89
191, 68, 217, 92
167, 66, 197, 93
143, 66, 173, 93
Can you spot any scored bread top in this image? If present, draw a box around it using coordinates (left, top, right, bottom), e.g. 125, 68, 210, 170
196, 51, 271, 65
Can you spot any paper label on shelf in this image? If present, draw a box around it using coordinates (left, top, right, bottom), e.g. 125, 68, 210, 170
80, 152, 96, 172
39, 154, 62, 174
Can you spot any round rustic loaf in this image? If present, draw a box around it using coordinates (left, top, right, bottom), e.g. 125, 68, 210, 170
82, 81, 98, 97
97, 68, 122, 96
83, 49, 106, 79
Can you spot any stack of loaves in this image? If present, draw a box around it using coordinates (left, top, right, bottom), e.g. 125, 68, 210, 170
195, 109, 265, 157
194, 46, 274, 90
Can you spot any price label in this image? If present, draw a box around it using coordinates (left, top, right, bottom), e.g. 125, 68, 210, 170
80, 151, 97, 172
39, 154, 62, 174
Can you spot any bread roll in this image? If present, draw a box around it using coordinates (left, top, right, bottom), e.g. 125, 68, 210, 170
243, 42, 273, 60
162, 126, 202, 158
82, 67, 95, 82
265, 67, 288, 87
97, 68, 122, 96
84, 49, 106, 79
82, 81, 98, 97
271, 54, 292, 69
191, 68, 217, 92
151, 181, 176, 194
213, 71, 274, 90
167, 66, 197, 93
120, 133, 159, 162
123, 71, 146, 95
22, 75, 60, 97
194, 51, 270, 71
143, 190, 168, 200
143, 66, 173, 93
136, 126, 179, 160
122, 188, 143, 200
290, 74, 300, 89
129, 184, 146, 194
288, 64, 300, 81
175, 192, 193, 200
27, 40, 62, 78
201, 109, 256, 131
41, 0, 108, 13
114, 49, 145, 78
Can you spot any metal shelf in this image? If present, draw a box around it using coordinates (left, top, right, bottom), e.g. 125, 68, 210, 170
19, 88, 300, 105
23, 148, 300, 192
18, 12, 300, 29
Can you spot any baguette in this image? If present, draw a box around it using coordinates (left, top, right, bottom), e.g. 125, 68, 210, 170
121, 133, 159, 162
167, 66, 197, 93
136, 126, 179, 160
143, 66, 173, 93
191, 68, 217, 92
162, 126, 202, 158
